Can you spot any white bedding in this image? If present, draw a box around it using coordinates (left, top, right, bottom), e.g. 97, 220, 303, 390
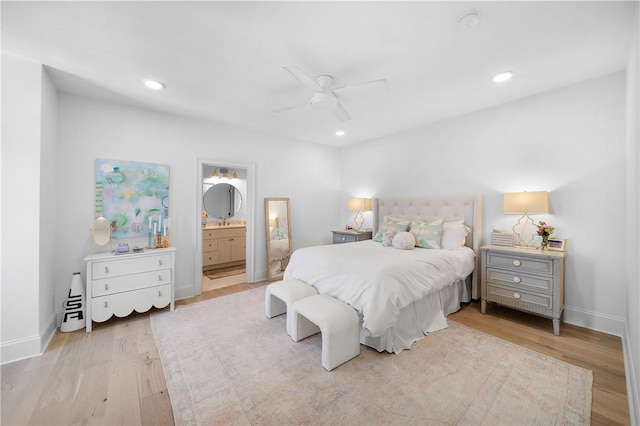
283, 240, 475, 339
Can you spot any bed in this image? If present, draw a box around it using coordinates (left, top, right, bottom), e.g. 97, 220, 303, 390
283, 194, 482, 353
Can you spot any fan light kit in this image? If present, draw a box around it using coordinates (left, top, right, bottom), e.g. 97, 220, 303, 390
143, 79, 166, 90
493, 71, 514, 83
335, 130, 345, 136
458, 13, 480, 30
274, 66, 387, 122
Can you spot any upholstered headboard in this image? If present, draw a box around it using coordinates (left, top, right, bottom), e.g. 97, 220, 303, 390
372, 194, 483, 299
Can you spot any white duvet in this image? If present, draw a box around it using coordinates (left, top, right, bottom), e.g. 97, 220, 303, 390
283, 240, 475, 338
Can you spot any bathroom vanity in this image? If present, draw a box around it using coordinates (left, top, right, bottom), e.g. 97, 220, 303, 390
203, 225, 246, 270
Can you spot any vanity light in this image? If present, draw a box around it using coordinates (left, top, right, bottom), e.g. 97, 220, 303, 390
222, 169, 229, 178
336, 130, 345, 136
232, 170, 239, 179
492, 71, 514, 83
211, 169, 220, 178
143, 79, 166, 90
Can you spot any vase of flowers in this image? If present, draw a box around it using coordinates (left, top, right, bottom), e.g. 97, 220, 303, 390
537, 221, 555, 250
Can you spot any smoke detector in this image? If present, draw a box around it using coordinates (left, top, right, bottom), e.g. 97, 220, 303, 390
458, 13, 480, 30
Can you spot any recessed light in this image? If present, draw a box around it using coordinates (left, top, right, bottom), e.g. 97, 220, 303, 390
335, 130, 345, 136
492, 71, 514, 83
143, 79, 166, 90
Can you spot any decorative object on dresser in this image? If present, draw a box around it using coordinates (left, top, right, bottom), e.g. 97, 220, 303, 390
348, 198, 371, 232
84, 247, 175, 332
480, 245, 565, 335
265, 198, 292, 281
548, 237, 567, 251
490, 230, 514, 246
503, 191, 549, 248
332, 229, 373, 244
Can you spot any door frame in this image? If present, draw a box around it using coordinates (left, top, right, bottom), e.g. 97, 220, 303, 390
195, 157, 256, 296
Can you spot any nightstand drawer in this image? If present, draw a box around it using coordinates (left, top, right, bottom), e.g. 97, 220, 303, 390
486, 268, 553, 292
486, 283, 553, 311
486, 252, 553, 275
333, 233, 357, 244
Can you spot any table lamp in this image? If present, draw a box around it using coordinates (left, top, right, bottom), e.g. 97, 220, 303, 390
503, 191, 549, 247
348, 198, 371, 232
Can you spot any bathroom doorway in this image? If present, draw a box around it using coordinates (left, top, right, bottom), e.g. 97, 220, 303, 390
196, 158, 256, 297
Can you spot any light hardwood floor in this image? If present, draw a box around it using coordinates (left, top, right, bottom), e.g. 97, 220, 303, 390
2, 281, 630, 425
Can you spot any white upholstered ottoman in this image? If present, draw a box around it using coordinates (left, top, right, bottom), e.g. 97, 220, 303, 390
290, 293, 361, 371
265, 279, 318, 336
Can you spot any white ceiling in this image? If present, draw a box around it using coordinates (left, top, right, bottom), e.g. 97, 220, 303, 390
2, 1, 635, 147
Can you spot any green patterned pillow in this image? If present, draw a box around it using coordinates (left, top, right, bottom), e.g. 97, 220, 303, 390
373, 216, 411, 242
409, 218, 444, 249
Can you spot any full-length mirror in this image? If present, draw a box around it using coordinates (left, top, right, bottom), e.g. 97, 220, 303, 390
265, 198, 291, 281
204, 183, 243, 219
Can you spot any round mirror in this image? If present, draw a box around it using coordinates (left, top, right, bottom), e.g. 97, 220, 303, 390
203, 183, 243, 218
93, 217, 111, 246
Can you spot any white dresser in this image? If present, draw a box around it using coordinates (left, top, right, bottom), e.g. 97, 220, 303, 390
84, 247, 175, 331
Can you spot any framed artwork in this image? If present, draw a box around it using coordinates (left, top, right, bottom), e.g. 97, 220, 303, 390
95, 158, 169, 238
548, 237, 567, 252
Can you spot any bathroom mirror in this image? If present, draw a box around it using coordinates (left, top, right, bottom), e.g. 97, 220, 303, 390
203, 183, 243, 219
93, 216, 111, 246
265, 198, 292, 281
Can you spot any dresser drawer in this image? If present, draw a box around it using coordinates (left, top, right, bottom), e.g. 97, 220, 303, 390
92, 269, 171, 297
203, 239, 218, 252
91, 284, 172, 323
486, 268, 553, 293
333, 233, 357, 244
486, 252, 553, 275
91, 254, 171, 279
485, 283, 553, 312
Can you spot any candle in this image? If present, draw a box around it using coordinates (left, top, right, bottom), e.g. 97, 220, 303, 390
153, 223, 157, 236
163, 223, 167, 237
158, 215, 162, 230
148, 216, 152, 231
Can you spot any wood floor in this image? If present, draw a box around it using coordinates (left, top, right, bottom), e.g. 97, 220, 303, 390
2, 281, 630, 425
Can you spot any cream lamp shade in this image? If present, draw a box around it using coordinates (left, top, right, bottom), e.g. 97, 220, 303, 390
503, 191, 549, 214
348, 198, 371, 232
348, 198, 372, 212
503, 191, 550, 248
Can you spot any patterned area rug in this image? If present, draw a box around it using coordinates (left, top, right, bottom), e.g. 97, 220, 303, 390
150, 287, 592, 425
204, 264, 245, 280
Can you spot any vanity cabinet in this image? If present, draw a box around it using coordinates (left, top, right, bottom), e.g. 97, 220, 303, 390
84, 247, 175, 332
203, 226, 246, 269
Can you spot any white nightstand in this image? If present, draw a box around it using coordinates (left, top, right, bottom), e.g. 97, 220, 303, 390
332, 229, 373, 244
480, 244, 566, 335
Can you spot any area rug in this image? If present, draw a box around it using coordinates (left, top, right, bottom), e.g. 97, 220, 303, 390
150, 287, 592, 425
204, 264, 245, 280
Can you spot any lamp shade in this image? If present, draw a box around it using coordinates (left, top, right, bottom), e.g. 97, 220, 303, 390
348, 198, 372, 212
503, 191, 549, 214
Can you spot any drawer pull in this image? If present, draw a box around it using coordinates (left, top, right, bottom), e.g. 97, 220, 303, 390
158, 275, 163, 281
104, 301, 109, 308
104, 283, 109, 290
513, 259, 521, 267
158, 259, 163, 266
513, 292, 521, 299
104, 266, 110, 273
158, 290, 163, 297
341, 236, 346, 241
512, 276, 521, 283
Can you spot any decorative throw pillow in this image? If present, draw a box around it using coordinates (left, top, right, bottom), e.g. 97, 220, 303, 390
381, 231, 396, 247
373, 216, 411, 242
409, 218, 444, 249
392, 231, 415, 250
442, 220, 471, 250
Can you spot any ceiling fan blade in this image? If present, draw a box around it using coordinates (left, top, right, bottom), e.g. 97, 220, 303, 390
283, 66, 320, 91
332, 102, 351, 122
332, 78, 388, 94
273, 101, 308, 113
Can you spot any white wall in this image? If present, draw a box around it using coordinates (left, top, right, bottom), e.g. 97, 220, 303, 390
54, 93, 342, 314
1, 55, 47, 362
625, 4, 640, 423
341, 72, 628, 336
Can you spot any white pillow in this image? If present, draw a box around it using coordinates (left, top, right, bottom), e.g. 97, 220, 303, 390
392, 232, 415, 250
382, 231, 396, 247
442, 220, 471, 250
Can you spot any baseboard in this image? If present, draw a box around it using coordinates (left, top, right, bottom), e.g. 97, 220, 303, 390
174, 285, 195, 301
563, 305, 625, 337
1, 311, 59, 365
622, 322, 639, 425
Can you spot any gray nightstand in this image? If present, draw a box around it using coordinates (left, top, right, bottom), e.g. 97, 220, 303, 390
480, 245, 566, 335
332, 229, 373, 244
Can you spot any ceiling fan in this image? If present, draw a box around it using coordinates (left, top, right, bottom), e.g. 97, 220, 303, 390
273, 66, 388, 122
